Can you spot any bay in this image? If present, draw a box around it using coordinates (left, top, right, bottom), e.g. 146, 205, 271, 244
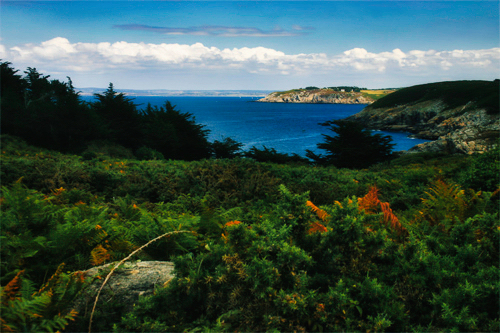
81, 96, 429, 156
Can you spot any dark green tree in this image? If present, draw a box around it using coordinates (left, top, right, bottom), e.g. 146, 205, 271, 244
210, 137, 243, 159
306, 120, 394, 168
139, 101, 211, 160
1, 63, 96, 152
1, 61, 27, 137
92, 83, 142, 149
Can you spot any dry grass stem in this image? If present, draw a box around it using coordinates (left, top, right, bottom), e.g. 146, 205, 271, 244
88, 230, 193, 333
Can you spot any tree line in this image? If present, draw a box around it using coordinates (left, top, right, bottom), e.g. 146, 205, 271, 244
1, 62, 219, 161
1, 61, 394, 168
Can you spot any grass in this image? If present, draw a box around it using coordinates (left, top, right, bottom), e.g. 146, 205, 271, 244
361, 89, 396, 101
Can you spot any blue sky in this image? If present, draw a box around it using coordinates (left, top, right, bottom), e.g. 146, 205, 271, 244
1, 1, 499, 90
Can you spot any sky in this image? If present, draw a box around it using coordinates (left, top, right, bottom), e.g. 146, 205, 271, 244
1, 1, 499, 90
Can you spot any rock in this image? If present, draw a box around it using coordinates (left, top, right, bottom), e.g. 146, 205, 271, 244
348, 101, 499, 154
74, 261, 175, 313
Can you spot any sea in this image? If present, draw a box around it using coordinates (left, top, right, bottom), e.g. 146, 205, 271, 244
81, 96, 429, 157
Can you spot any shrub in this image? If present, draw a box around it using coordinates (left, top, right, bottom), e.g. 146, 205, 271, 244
135, 146, 165, 161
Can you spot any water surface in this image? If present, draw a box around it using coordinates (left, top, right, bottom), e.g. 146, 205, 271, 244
82, 96, 429, 156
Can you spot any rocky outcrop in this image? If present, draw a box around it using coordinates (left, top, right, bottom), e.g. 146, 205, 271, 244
408, 109, 499, 154
347, 100, 499, 154
74, 261, 175, 313
257, 89, 375, 104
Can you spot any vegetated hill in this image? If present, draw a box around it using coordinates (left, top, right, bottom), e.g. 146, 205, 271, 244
257, 87, 395, 104
347, 80, 500, 154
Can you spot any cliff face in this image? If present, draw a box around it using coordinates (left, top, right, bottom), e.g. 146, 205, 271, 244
257, 89, 375, 104
346, 81, 499, 154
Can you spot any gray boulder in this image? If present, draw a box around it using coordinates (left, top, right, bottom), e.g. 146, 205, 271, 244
75, 261, 175, 313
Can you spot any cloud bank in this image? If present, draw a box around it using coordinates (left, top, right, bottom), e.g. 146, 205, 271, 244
2, 37, 499, 88
114, 24, 313, 37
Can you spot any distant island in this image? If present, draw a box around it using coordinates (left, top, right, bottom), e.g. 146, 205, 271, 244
257, 86, 396, 104
77, 88, 273, 97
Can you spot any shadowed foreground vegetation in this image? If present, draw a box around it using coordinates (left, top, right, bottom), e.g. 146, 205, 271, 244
1, 135, 498, 332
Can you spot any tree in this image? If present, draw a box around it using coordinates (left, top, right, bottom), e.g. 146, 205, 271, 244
139, 101, 211, 161
92, 83, 142, 149
1, 63, 96, 152
1, 61, 27, 137
306, 120, 394, 168
210, 137, 243, 159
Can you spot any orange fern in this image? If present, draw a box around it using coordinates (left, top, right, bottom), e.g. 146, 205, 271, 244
359, 186, 407, 236
308, 221, 328, 234
306, 201, 329, 234
225, 220, 242, 227
306, 200, 329, 222
357, 187, 380, 214
1, 270, 24, 304
90, 245, 111, 266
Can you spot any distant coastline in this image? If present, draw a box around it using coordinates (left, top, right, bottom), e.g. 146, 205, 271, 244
257, 87, 395, 104
77, 88, 273, 97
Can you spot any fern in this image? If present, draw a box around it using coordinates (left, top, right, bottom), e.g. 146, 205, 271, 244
1, 267, 80, 333
357, 186, 380, 215
358, 186, 407, 236
420, 179, 467, 226
306, 201, 328, 234
306, 200, 329, 222
308, 221, 328, 234
418, 180, 495, 229
90, 245, 111, 266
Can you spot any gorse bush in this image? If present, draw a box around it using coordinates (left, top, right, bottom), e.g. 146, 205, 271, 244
116, 183, 499, 332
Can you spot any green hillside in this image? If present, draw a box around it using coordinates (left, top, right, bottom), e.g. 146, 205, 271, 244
370, 80, 499, 114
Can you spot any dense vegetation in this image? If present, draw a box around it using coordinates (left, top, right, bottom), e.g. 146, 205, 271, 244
1, 61, 499, 332
369, 80, 500, 115
1, 135, 498, 332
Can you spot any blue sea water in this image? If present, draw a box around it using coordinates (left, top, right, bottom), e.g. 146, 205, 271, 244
81, 96, 429, 156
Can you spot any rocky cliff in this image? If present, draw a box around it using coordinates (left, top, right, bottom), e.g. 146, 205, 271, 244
346, 80, 499, 154
257, 89, 376, 104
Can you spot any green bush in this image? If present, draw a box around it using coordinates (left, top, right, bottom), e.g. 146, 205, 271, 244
135, 146, 165, 161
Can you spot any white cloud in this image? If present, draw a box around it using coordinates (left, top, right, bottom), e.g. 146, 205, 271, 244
3, 37, 499, 88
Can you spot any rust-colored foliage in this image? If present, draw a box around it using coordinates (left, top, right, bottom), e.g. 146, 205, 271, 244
91, 245, 111, 266
306, 201, 329, 234
225, 220, 241, 227
308, 221, 328, 234
357, 187, 380, 214
222, 221, 242, 242
1, 270, 24, 304
38, 263, 65, 294
306, 200, 329, 222
358, 186, 407, 236
0, 318, 15, 332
